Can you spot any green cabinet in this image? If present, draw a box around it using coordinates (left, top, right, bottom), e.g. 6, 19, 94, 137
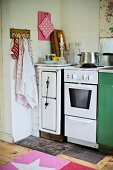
97, 72, 113, 147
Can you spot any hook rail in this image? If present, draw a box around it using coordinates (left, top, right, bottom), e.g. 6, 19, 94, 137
10, 28, 30, 39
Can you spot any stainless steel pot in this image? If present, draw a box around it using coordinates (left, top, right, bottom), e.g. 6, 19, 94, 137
79, 52, 99, 65
99, 53, 113, 66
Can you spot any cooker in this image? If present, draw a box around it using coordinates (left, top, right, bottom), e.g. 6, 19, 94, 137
64, 66, 99, 148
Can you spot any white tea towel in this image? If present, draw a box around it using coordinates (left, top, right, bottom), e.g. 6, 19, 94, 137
16, 38, 38, 109
100, 38, 113, 53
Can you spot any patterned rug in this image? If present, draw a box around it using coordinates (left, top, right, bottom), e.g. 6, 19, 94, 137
0, 150, 96, 170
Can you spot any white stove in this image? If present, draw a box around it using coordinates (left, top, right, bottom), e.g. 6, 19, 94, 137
64, 64, 99, 148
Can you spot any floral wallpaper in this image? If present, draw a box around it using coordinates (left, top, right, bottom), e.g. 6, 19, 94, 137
100, 0, 113, 37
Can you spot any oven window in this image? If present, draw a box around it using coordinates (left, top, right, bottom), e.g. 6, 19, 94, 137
69, 88, 92, 109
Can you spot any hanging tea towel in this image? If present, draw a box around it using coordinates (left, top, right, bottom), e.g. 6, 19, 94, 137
39, 16, 54, 38
16, 38, 38, 109
10, 36, 19, 59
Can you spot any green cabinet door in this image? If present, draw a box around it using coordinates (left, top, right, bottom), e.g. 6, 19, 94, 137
97, 72, 113, 147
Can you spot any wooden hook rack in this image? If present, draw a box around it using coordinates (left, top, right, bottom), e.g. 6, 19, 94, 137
10, 28, 30, 39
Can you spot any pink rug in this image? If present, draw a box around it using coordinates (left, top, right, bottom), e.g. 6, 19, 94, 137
0, 150, 96, 170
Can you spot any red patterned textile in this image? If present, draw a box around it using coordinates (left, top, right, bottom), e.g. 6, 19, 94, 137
11, 36, 19, 59
60, 162, 96, 170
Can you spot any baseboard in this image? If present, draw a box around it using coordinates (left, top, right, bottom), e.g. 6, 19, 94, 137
40, 131, 66, 142
0, 131, 13, 143
99, 144, 113, 154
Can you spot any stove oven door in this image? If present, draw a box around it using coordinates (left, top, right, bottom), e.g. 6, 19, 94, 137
65, 83, 97, 119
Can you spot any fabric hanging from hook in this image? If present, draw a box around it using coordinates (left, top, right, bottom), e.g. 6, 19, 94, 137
10, 35, 19, 59
16, 38, 38, 109
10, 28, 31, 59
10, 28, 38, 108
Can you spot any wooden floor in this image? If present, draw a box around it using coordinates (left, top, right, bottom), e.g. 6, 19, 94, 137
0, 140, 113, 170
0, 140, 31, 166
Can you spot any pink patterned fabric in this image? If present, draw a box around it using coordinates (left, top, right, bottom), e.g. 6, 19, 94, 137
39, 16, 54, 38
0, 150, 96, 170
0, 150, 69, 170
16, 94, 30, 108
38, 11, 51, 41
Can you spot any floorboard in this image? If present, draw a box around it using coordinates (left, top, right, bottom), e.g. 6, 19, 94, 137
0, 140, 31, 166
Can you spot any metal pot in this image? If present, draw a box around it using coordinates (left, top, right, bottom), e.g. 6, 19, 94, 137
99, 53, 113, 66
79, 52, 99, 65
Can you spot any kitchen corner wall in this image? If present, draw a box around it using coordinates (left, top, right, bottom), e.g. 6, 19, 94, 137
1, 0, 60, 142
60, 0, 99, 52
1, 0, 100, 143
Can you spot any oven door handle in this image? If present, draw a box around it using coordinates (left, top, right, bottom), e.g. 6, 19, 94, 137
67, 116, 93, 123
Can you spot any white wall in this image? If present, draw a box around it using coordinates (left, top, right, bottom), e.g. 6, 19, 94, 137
2, 1, 12, 139
60, 0, 99, 52
7, 0, 61, 63
1, 0, 60, 142
0, 0, 3, 131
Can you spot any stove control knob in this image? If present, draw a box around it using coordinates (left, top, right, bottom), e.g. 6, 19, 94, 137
73, 74, 76, 79
67, 74, 69, 79
82, 75, 84, 80
83, 74, 89, 80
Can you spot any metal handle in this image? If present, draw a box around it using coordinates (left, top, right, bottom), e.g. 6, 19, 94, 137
68, 116, 93, 123
45, 76, 49, 109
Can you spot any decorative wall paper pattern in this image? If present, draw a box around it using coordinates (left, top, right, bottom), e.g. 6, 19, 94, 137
100, 0, 113, 37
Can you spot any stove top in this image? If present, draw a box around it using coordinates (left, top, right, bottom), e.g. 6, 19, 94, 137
64, 65, 112, 84
81, 63, 103, 68
65, 64, 104, 71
